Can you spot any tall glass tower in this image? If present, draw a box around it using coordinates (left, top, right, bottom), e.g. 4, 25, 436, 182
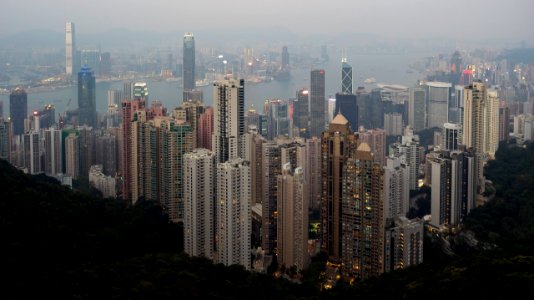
77, 66, 96, 128
183, 33, 195, 95
341, 59, 353, 94
310, 69, 325, 137
9, 87, 27, 135
65, 22, 77, 77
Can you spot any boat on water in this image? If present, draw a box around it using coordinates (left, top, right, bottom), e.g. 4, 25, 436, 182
364, 77, 377, 84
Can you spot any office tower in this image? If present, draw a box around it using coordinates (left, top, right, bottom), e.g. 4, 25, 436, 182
389, 128, 422, 190
39, 105, 55, 129
120, 98, 146, 200
310, 70, 325, 137
321, 113, 358, 261
65, 22, 77, 76
358, 127, 387, 166
216, 158, 251, 270
383, 156, 410, 222
277, 163, 309, 271
184, 149, 216, 259
426, 82, 452, 128
327, 96, 336, 124
44, 128, 62, 175
9, 87, 27, 135
133, 82, 148, 103
0, 100, 3, 118
65, 133, 79, 179
321, 45, 329, 62
123, 82, 132, 101
335, 93, 358, 130
80, 50, 101, 76
341, 142, 384, 280
294, 89, 310, 138
281, 46, 289, 70
198, 106, 214, 150
0, 119, 12, 162
450, 51, 462, 86
213, 78, 245, 163
99, 52, 111, 75
183, 90, 203, 102
461, 67, 474, 86
341, 59, 353, 94
428, 149, 477, 228
183, 33, 195, 94
107, 90, 121, 128
78, 67, 97, 128
95, 134, 117, 176
22, 132, 41, 174
442, 123, 462, 151
384, 113, 403, 136
486, 90, 500, 159
108, 90, 122, 107
264, 99, 291, 140
408, 88, 426, 132
245, 106, 260, 132
499, 101, 510, 141
384, 217, 424, 272
248, 132, 265, 205
89, 165, 116, 198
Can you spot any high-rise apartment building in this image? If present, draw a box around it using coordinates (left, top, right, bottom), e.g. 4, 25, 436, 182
310, 70, 325, 137
383, 156, 409, 223
499, 101, 510, 141
320, 113, 358, 261
442, 122, 462, 151
341, 142, 384, 280
213, 79, 245, 163
264, 99, 291, 140
121, 98, 146, 200
357, 127, 387, 167
78, 67, 96, 128
216, 158, 251, 270
198, 106, 214, 150
306, 136, 321, 210
44, 128, 62, 175
9, 88, 27, 136
184, 149, 216, 259
22, 132, 41, 175
384, 217, 424, 272
294, 89, 310, 138
0, 119, 12, 162
65, 133, 79, 179
183, 33, 195, 94
277, 163, 309, 271
384, 113, 403, 136
389, 128, 423, 190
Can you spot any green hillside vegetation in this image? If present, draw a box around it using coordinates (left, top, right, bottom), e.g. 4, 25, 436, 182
1, 141, 534, 298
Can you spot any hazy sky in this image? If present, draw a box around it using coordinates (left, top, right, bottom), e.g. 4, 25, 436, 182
2, 0, 534, 42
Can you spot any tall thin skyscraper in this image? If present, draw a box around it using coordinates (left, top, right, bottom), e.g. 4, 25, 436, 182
216, 158, 251, 270
426, 82, 452, 128
463, 82, 487, 191
23, 132, 41, 174
44, 128, 62, 175
78, 66, 96, 128
335, 93, 358, 130
341, 59, 353, 94
198, 107, 214, 150
341, 142, 384, 280
213, 78, 245, 163
65, 22, 77, 76
183, 33, 195, 94
184, 149, 216, 259
310, 69, 325, 137
277, 163, 309, 271
0, 119, 12, 162
320, 113, 358, 261
281, 46, 289, 70
383, 156, 409, 222
9, 87, 27, 135
408, 88, 426, 132
294, 89, 310, 138
65, 133, 80, 179
499, 101, 510, 141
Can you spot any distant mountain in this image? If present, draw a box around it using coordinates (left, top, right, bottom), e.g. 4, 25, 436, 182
0, 29, 63, 48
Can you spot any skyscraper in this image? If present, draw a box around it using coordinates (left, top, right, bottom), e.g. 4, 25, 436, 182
65, 22, 77, 76
9, 87, 27, 135
198, 106, 214, 150
44, 128, 62, 176
65, 133, 80, 179
341, 142, 384, 280
383, 156, 409, 223
121, 98, 146, 200
0, 119, 12, 162
389, 128, 422, 190
499, 101, 510, 141
358, 127, 387, 167
281, 46, 289, 70
442, 122, 462, 151
321, 113, 358, 261
408, 88, 426, 132
213, 78, 245, 163
307, 136, 321, 210
78, 67, 97, 128
184, 149, 216, 259
341, 60, 353, 94
294, 89, 310, 138
277, 163, 309, 271
183, 33, 195, 94
384, 113, 403, 136
426, 82, 452, 128
310, 69, 325, 137
216, 158, 251, 270
80, 49, 101, 76
384, 217, 424, 272
335, 93, 358, 130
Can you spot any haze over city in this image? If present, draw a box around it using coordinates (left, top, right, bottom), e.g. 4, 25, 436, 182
2, 0, 533, 43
